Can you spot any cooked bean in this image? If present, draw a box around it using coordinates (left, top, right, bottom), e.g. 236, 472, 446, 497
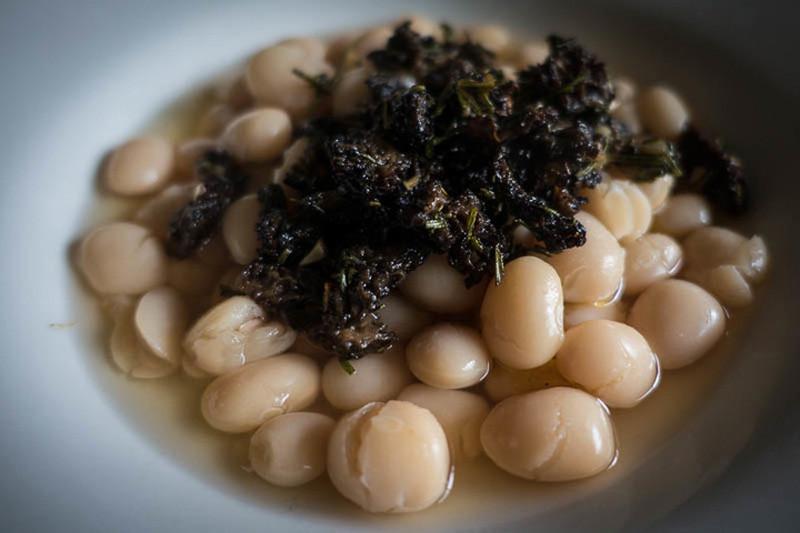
327, 400, 451, 513
637, 85, 689, 139
556, 320, 658, 407
134, 287, 187, 368
624, 233, 682, 295
683, 226, 746, 272
249, 412, 335, 487
584, 179, 652, 242
514, 40, 549, 68
133, 183, 196, 240
349, 26, 392, 63
321, 345, 411, 411
109, 304, 176, 378
653, 193, 712, 237
627, 279, 725, 369
221, 108, 291, 162
466, 25, 511, 53
733, 235, 769, 283
377, 293, 433, 341
611, 102, 642, 135
201, 353, 320, 433
681, 227, 767, 306
175, 138, 218, 177
398, 384, 489, 462
564, 299, 629, 330
481, 387, 616, 481
184, 296, 296, 375
104, 137, 175, 196
546, 212, 625, 304
275, 37, 327, 60
222, 193, 260, 265
403, 15, 444, 40
406, 323, 491, 389
705, 264, 753, 307
272, 137, 310, 189
483, 360, 569, 403
80, 222, 168, 295
332, 67, 371, 117
636, 174, 674, 213
481, 256, 564, 369
612, 77, 637, 104
400, 254, 487, 314
245, 41, 334, 121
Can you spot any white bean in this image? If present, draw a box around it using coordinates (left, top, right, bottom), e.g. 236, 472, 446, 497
134, 287, 187, 368
321, 345, 411, 411
466, 25, 511, 54
705, 264, 753, 308
514, 41, 549, 68
683, 226, 746, 272
377, 293, 433, 341
400, 254, 487, 314
481, 387, 616, 481
201, 353, 320, 433
327, 400, 451, 513
636, 174, 674, 213
653, 193, 712, 237
109, 305, 176, 378
406, 323, 491, 389
556, 320, 658, 407
246, 41, 334, 121
184, 296, 296, 375
332, 67, 371, 117
222, 193, 260, 265
104, 137, 175, 196
133, 183, 196, 240
637, 85, 690, 139
480, 256, 564, 369
398, 384, 489, 462
249, 412, 335, 487
175, 138, 218, 177
221, 108, 292, 162
584, 179, 652, 242
624, 233, 683, 295
627, 279, 725, 369
79, 222, 168, 295
545, 212, 625, 304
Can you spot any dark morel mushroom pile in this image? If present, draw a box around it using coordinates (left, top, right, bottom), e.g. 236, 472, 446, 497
167, 22, 750, 362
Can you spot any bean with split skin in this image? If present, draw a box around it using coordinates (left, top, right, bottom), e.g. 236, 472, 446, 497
327, 400, 451, 513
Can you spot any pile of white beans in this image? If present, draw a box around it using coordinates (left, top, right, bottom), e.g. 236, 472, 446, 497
76, 17, 770, 514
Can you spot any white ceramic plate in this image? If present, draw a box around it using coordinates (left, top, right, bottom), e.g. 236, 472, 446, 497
2, 1, 799, 531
